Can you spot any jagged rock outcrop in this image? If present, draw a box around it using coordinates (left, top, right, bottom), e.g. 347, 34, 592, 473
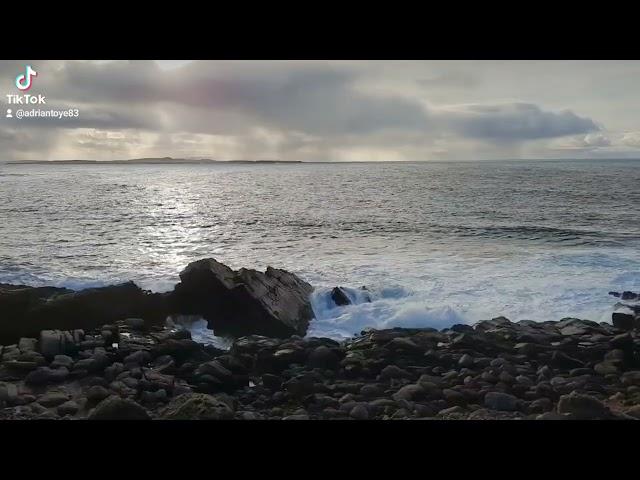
0, 282, 168, 345
169, 258, 314, 338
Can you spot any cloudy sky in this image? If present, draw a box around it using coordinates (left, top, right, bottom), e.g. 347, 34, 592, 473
1, 60, 640, 161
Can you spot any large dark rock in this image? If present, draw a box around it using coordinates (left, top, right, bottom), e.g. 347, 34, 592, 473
556, 392, 613, 419
0, 282, 168, 345
612, 310, 638, 331
331, 287, 351, 306
168, 258, 314, 338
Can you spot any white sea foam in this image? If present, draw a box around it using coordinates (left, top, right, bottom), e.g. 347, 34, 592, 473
167, 315, 232, 350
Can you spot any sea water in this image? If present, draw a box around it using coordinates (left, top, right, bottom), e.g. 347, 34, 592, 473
1, 159, 639, 340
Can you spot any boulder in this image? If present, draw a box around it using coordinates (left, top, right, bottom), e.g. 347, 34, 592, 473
556, 392, 612, 419
39, 330, 84, 358
38, 392, 70, 407
458, 354, 474, 368
50, 355, 74, 369
612, 309, 637, 331
551, 351, 585, 369
306, 346, 340, 370
331, 287, 351, 306
168, 258, 314, 338
392, 384, 426, 401
261, 373, 283, 391
484, 392, 519, 411
57, 400, 80, 416
161, 393, 234, 420
88, 396, 151, 420
18, 338, 38, 352
86, 385, 111, 403
25, 366, 69, 385
349, 404, 369, 420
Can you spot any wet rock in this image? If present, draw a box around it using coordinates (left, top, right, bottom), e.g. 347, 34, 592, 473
484, 392, 519, 411
621, 371, 640, 386
50, 355, 74, 369
624, 405, 640, 419
0, 285, 72, 344
536, 412, 568, 420
331, 287, 351, 306
18, 338, 37, 352
284, 375, 315, 398
442, 388, 467, 406
86, 385, 110, 403
392, 384, 425, 402
557, 392, 612, 419
610, 333, 634, 350
349, 404, 369, 420
387, 337, 422, 353
380, 365, 411, 380
74, 353, 110, 373
168, 258, 314, 337
89, 396, 151, 420
57, 400, 79, 416
39, 330, 79, 358
283, 414, 310, 420
551, 351, 584, 369
124, 350, 151, 366
261, 373, 283, 391
25, 366, 69, 385
594, 361, 619, 376
360, 384, 384, 398
458, 354, 474, 368
162, 393, 234, 420
194, 361, 233, 383
612, 310, 637, 331
151, 339, 201, 360
38, 392, 70, 407
307, 346, 340, 370
0, 382, 18, 404
141, 389, 168, 404
104, 363, 124, 382
1, 283, 166, 346
528, 397, 553, 413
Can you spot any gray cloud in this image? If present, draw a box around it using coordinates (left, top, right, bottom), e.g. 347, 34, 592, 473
418, 71, 481, 89
43, 62, 429, 136
0, 60, 619, 161
440, 103, 599, 141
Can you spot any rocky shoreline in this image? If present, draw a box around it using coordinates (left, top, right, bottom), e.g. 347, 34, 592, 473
1, 258, 639, 420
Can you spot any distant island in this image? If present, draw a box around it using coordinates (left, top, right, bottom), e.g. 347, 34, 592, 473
7, 157, 300, 165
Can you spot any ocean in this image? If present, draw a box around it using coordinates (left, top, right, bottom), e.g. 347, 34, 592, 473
1, 159, 639, 339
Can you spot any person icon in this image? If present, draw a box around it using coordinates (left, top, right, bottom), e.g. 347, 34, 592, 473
6, 109, 12, 118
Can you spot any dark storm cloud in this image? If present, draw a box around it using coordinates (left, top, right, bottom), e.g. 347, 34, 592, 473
442, 103, 599, 140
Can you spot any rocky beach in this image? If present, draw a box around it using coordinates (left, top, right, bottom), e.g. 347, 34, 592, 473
1, 258, 640, 421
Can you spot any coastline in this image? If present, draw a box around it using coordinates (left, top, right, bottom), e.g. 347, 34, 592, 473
1, 258, 639, 420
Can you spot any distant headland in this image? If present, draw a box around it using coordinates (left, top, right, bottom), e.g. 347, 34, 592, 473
6, 157, 300, 165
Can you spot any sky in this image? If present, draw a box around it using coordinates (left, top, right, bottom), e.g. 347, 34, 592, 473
1, 60, 640, 161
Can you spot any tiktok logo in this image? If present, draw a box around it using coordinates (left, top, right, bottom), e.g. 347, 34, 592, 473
15, 65, 37, 91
